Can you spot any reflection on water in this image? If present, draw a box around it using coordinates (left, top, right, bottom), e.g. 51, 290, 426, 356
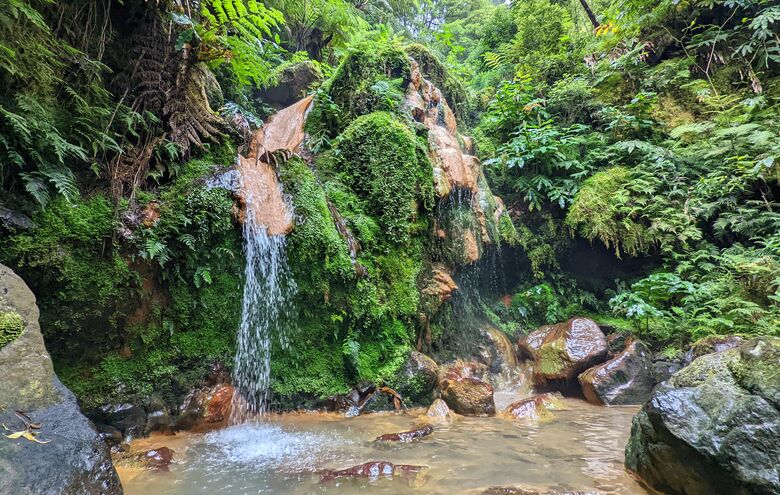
120, 398, 648, 495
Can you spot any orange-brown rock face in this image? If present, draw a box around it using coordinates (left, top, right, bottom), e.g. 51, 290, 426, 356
237, 96, 313, 235
421, 265, 459, 310
404, 59, 480, 196
439, 362, 496, 416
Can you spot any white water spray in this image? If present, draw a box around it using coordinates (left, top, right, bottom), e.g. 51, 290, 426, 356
230, 172, 296, 424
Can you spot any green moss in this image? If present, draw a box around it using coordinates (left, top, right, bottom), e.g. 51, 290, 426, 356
566, 166, 655, 257
498, 214, 520, 246
0, 311, 24, 348
537, 341, 568, 376
0, 196, 137, 357
329, 112, 434, 243
307, 42, 411, 138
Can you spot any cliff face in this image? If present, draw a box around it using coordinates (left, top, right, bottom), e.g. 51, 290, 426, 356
0, 264, 122, 495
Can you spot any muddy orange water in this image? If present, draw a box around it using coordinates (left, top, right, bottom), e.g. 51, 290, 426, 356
118, 397, 649, 494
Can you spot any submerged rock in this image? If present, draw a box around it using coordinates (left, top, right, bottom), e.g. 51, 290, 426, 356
503, 393, 563, 422
320, 461, 428, 484
439, 362, 496, 416
578, 339, 654, 405
625, 338, 780, 495
517, 317, 607, 386
481, 487, 599, 495
115, 446, 175, 472
425, 398, 454, 424
0, 264, 122, 495
375, 424, 434, 443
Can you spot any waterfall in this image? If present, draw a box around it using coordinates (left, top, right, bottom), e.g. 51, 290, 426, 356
230, 177, 296, 423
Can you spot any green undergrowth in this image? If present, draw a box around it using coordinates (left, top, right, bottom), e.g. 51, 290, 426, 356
272, 121, 431, 397
0, 196, 138, 356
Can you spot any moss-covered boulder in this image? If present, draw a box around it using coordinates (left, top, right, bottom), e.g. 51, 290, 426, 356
0, 263, 122, 495
625, 338, 780, 495
518, 317, 608, 386
391, 351, 440, 406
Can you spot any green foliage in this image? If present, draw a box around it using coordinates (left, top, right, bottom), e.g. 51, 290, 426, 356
0, 311, 24, 348
307, 38, 411, 137
195, 0, 285, 88
327, 112, 434, 242
0, 196, 137, 356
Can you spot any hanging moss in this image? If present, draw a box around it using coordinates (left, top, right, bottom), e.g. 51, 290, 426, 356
307, 42, 412, 138
327, 111, 435, 243
0, 311, 24, 348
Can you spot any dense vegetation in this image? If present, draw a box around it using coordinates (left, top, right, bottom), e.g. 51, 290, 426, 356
0, 0, 777, 409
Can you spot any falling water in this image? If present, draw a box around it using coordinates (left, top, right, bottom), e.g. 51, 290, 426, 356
230, 173, 296, 424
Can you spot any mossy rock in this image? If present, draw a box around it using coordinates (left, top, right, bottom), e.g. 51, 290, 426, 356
329, 111, 434, 242
626, 338, 780, 495
0, 310, 24, 348
308, 43, 411, 137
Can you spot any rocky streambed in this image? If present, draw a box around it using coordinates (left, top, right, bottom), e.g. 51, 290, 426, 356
117, 399, 647, 495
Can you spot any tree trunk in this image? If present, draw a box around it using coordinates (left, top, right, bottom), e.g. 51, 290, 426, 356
578, 0, 600, 29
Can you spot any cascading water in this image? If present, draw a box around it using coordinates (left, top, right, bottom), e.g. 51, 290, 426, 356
230, 175, 296, 424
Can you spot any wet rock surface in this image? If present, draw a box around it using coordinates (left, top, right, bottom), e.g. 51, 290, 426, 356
439, 362, 496, 416
478, 324, 518, 375
175, 383, 234, 431
392, 350, 440, 405
375, 424, 434, 443
503, 393, 563, 422
425, 398, 454, 424
518, 317, 608, 386
625, 337, 780, 495
0, 264, 122, 495
578, 339, 654, 405
319, 461, 428, 484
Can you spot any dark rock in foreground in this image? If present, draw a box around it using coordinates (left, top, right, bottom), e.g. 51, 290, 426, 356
0, 263, 122, 495
518, 317, 607, 386
578, 339, 654, 405
625, 337, 780, 495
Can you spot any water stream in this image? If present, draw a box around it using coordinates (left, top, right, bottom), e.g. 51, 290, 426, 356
119, 398, 649, 494
230, 193, 296, 422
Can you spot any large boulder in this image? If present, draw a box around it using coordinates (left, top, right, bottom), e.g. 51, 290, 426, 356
578, 339, 655, 405
477, 324, 518, 375
0, 264, 122, 495
625, 338, 780, 495
517, 317, 607, 385
439, 362, 496, 416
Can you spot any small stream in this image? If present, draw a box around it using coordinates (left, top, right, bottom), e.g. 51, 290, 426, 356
119, 398, 648, 494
